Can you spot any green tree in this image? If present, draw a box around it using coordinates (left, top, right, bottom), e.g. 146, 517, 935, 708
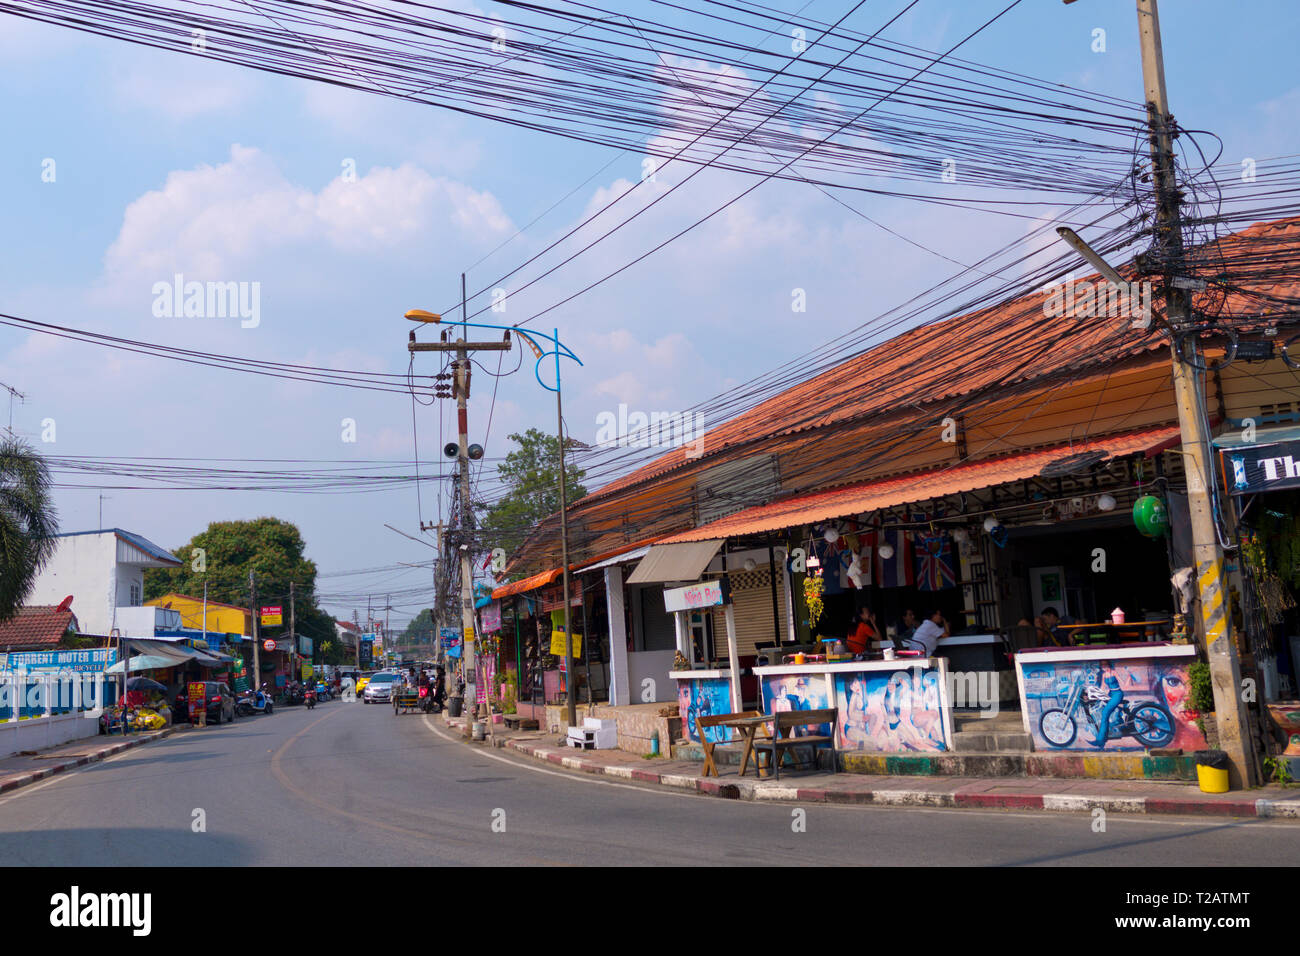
0, 439, 59, 622
480, 428, 587, 559
143, 517, 336, 652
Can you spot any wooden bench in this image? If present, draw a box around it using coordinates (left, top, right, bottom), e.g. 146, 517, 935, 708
752, 708, 838, 780
696, 710, 770, 777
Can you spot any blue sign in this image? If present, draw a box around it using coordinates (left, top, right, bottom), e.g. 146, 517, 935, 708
2, 648, 117, 673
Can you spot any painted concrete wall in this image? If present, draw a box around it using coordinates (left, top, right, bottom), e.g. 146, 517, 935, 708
29, 533, 120, 636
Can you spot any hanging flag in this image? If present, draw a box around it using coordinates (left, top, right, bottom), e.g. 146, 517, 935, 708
813, 538, 852, 594
874, 530, 914, 588
914, 533, 957, 591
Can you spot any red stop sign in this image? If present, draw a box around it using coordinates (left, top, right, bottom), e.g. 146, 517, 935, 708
263, 639, 276, 652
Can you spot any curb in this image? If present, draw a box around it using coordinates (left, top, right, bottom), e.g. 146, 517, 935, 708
0, 727, 178, 796
487, 730, 1299, 820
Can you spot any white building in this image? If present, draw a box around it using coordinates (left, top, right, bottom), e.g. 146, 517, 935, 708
27, 529, 182, 636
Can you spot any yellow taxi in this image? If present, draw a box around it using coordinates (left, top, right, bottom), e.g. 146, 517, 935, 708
355, 674, 372, 696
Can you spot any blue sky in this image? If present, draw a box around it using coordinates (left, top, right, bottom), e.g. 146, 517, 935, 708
1, 0, 1296, 627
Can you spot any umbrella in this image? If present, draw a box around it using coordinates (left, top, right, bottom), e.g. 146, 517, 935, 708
126, 677, 168, 693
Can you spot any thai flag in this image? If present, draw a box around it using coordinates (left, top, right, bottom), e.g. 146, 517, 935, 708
874, 530, 914, 588
914, 533, 956, 591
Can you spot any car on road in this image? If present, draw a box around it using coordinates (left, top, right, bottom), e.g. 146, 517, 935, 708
355, 674, 372, 697
174, 682, 237, 724
362, 672, 401, 704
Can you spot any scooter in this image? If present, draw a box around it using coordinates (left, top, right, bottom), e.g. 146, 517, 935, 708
236, 685, 274, 717
305, 686, 317, 710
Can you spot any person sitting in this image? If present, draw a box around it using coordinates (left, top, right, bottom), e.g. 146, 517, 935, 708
907, 609, 949, 657
846, 606, 878, 657
1037, 607, 1071, 646
898, 608, 919, 641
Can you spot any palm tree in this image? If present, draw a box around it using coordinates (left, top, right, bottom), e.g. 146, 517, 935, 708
0, 438, 59, 622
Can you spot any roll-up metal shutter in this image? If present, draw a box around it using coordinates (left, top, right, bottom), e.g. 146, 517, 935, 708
711, 568, 788, 657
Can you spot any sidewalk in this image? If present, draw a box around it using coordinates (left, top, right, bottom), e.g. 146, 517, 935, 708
0, 725, 180, 795
442, 715, 1300, 821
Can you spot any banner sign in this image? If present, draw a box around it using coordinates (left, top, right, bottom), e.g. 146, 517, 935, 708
439, 627, 459, 649
1220, 439, 1300, 495
298, 636, 313, 657
481, 601, 502, 634
549, 628, 582, 658
663, 579, 730, 614
260, 606, 283, 627
2, 648, 116, 674
188, 681, 207, 726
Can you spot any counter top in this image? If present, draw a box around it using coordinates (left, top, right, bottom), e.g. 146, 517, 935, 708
753, 658, 938, 676
1014, 642, 1195, 664
668, 669, 731, 680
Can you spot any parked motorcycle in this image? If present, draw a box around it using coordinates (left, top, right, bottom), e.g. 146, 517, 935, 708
235, 684, 274, 717
279, 683, 304, 707
305, 686, 317, 710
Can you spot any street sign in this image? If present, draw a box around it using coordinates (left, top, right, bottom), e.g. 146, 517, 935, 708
262, 639, 276, 652
260, 606, 283, 626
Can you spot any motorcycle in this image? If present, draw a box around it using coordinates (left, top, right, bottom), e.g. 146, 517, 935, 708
280, 683, 304, 707
235, 685, 274, 717
305, 686, 317, 710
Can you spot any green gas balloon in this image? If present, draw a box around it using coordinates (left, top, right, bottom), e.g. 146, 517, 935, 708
1132, 495, 1170, 538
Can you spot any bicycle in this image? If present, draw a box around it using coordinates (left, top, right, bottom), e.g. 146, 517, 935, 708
1038, 668, 1174, 749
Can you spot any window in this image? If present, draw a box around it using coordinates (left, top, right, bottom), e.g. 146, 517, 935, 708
129, 583, 141, 606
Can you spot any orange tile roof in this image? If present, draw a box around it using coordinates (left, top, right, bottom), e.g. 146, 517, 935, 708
0, 606, 77, 650
661, 424, 1182, 543
579, 216, 1300, 509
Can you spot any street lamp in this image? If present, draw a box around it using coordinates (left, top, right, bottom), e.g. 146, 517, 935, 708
406, 310, 584, 729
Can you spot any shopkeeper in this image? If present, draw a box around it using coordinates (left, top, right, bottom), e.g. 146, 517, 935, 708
909, 609, 949, 657
847, 606, 879, 656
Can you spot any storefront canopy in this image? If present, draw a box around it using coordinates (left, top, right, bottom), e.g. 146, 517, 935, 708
104, 639, 228, 674
493, 567, 563, 600
626, 539, 725, 584
576, 544, 653, 574
659, 425, 1183, 544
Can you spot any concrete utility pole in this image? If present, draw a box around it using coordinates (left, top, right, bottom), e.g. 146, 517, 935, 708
250, 571, 260, 692
1129, 0, 1252, 784
290, 581, 297, 679
555, 354, 577, 731
406, 284, 511, 722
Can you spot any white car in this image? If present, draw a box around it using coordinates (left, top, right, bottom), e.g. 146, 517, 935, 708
363, 673, 401, 704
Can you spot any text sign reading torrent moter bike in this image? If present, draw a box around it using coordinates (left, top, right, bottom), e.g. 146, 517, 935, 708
663, 580, 730, 614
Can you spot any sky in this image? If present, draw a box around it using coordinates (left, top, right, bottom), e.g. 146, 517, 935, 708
1, 0, 1297, 628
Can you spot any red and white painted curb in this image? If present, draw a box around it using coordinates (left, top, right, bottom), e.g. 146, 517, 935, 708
0, 727, 177, 795
495, 736, 1300, 820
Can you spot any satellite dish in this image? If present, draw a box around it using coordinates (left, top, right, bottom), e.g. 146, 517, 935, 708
1039, 450, 1108, 478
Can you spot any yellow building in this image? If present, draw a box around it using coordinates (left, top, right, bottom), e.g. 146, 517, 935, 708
146, 593, 251, 637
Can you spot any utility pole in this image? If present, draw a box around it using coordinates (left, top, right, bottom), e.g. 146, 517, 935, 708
250, 571, 260, 694
406, 284, 511, 723
1075, 0, 1253, 784
555, 344, 577, 730
290, 581, 297, 680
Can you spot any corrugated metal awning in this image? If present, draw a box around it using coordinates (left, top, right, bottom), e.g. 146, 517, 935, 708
626, 540, 725, 584
493, 567, 562, 599
660, 425, 1183, 543
576, 544, 653, 574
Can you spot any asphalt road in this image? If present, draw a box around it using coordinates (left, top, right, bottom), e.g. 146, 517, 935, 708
1, 698, 1297, 866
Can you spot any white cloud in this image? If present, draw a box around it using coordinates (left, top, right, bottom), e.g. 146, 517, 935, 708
95, 145, 514, 301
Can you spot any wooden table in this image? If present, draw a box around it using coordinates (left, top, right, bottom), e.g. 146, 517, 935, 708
715, 714, 773, 778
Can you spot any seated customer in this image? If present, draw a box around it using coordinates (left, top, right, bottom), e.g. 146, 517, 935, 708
1037, 607, 1072, 646
846, 606, 878, 656
908, 609, 949, 657
898, 608, 919, 641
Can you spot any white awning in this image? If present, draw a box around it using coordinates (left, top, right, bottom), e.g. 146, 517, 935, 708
626, 540, 725, 585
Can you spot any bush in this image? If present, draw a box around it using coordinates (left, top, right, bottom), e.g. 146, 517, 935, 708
1188, 661, 1215, 713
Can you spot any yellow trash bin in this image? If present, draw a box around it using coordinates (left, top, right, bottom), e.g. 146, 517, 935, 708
1195, 750, 1230, 793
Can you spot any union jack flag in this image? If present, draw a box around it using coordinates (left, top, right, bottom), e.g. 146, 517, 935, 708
913, 533, 956, 591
